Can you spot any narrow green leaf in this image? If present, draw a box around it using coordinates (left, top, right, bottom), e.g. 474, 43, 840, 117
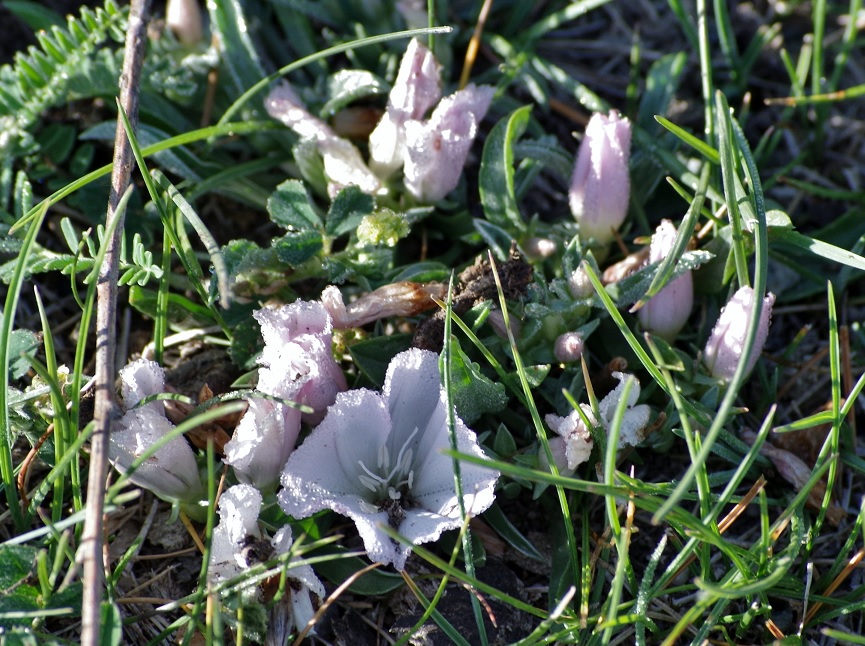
479, 105, 532, 233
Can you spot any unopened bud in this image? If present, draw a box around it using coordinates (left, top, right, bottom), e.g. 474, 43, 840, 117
554, 332, 584, 363
569, 111, 631, 246
166, 0, 203, 47
703, 286, 774, 381
638, 220, 693, 341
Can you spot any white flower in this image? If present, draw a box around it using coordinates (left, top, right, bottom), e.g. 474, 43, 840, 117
109, 359, 203, 502
279, 348, 498, 570
704, 286, 775, 381
598, 372, 651, 447
210, 485, 325, 632
320, 282, 445, 329
543, 407, 594, 475
638, 220, 694, 341
265, 85, 381, 197
403, 84, 495, 203
369, 38, 441, 177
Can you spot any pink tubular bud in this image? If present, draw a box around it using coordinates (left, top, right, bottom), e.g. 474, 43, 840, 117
703, 286, 775, 381
638, 220, 693, 341
554, 332, 584, 363
569, 111, 631, 245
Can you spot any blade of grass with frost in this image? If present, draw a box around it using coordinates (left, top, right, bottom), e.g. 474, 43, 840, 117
717, 93, 750, 288
442, 274, 488, 646
712, 0, 741, 88
811, 0, 828, 138
116, 102, 228, 336
0, 200, 49, 529
807, 282, 842, 543
152, 171, 230, 310
487, 255, 580, 600
828, 0, 862, 91
635, 534, 667, 646
33, 288, 72, 523
520, 0, 611, 43
180, 440, 219, 646
599, 376, 637, 643
219, 27, 451, 125
654, 92, 770, 523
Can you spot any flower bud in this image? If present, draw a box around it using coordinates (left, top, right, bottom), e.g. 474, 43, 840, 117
703, 286, 775, 381
569, 111, 631, 245
567, 266, 595, 299
554, 332, 584, 363
166, 0, 203, 47
403, 83, 494, 202
638, 220, 693, 341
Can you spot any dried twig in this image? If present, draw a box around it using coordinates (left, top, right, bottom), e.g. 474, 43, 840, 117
79, 1, 152, 643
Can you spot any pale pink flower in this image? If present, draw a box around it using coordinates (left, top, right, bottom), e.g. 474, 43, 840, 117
703, 286, 775, 381
279, 348, 498, 570
254, 301, 346, 426
403, 84, 495, 203
638, 220, 694, 341
369, 38, 441, 177
265, 85, 381, 196
543, 407, 594, 475
569, 111, 631, 245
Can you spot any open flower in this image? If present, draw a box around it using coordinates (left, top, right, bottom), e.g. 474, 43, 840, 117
569, 111, 631, 246
109, 359, 203, 503
279, 348, 498, 570
543, 407, 593, 476
210, 485, 325, 632
638, 219, 694, 341
598, 371, 651, 447
369, 38, 441, 177
403, 84, 495, 203
703, 286, 775, 381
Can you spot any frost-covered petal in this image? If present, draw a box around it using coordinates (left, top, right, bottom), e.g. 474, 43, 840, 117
545, 409, 594, 471
369, 38, 441, 176
119, 358, 166, 412
110, 409, 203, 501
410, 411, 497, 518
383, 348, 443, 460
254, 301, 346, 425
224, 398, 301, 490
209, 484, 263, 584
111, 359, 202, 502
598, 372, 650, 447
403, 84, 495, 202
279, 389, 393, 518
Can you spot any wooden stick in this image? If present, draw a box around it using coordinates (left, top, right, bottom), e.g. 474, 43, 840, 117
79, 1, 151, 643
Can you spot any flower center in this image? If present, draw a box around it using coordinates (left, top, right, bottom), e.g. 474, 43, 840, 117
356, 426, 419, 504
